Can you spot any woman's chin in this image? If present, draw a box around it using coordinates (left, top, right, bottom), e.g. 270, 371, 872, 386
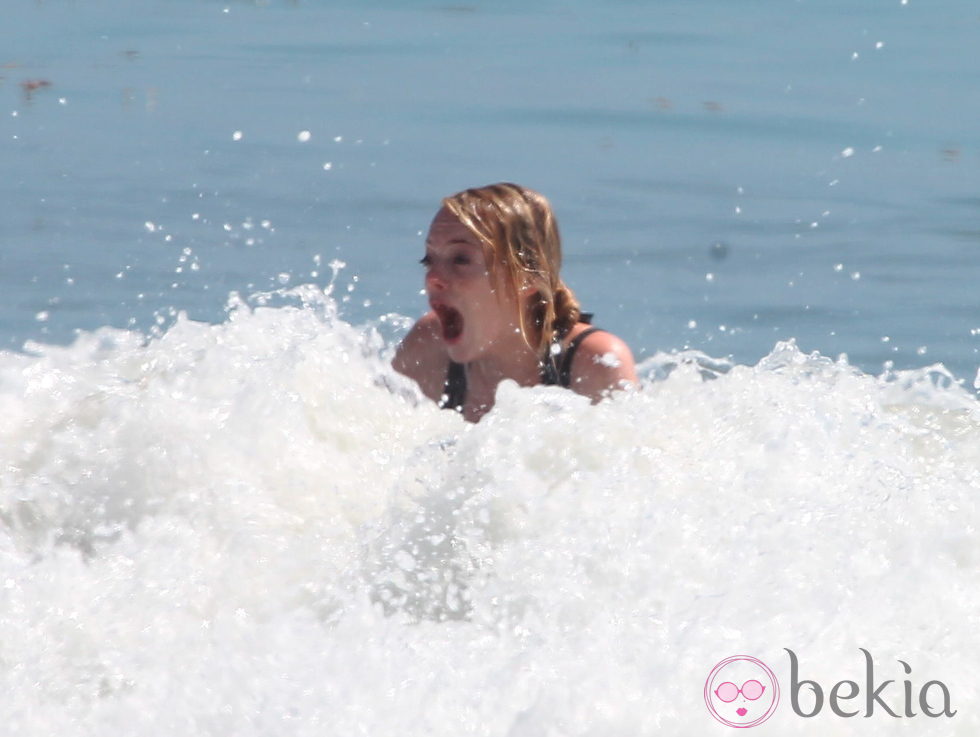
446, 334, 494, 365
444, 336, 470, 363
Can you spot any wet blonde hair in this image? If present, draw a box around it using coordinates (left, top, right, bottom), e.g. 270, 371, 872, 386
441, 183, 582, 358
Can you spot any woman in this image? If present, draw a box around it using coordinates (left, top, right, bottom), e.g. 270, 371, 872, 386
393, 183, 637, 422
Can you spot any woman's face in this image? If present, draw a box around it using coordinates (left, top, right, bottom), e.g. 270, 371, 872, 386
423, 207, 522, 364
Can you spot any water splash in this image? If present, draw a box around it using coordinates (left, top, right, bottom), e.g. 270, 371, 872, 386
1, 298, 977, 735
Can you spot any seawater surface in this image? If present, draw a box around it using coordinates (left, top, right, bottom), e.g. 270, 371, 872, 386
2, 0, 979, 734
3, 0, 979, 375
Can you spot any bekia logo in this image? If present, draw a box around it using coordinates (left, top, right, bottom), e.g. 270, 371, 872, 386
705, 650, 957, 728
704, 655, 780, 728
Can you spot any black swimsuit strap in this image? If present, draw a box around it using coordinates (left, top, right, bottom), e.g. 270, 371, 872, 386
557, 326, 604, 387
441, 360, 466, 410
540, 312, 594, 385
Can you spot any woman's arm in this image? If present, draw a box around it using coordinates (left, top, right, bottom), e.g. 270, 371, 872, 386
566, 330, 638, 402
392, 312, 449, 403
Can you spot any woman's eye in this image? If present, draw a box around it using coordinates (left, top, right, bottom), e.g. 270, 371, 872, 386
419, 255, 432, 267
453, 255, 471, 266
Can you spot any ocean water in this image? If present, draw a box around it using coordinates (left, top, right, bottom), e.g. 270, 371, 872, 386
2, 1, 979, 734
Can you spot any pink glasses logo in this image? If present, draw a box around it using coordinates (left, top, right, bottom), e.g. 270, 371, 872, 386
704, 655, 780, 728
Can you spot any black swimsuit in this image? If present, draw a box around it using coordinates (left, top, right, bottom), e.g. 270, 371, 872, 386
440, 318, 605, 411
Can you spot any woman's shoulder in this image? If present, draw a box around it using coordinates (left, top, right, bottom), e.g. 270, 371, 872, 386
392, 311, 450, 402
562, 321, 637, 401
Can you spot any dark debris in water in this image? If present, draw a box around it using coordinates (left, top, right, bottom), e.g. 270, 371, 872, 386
20, 79, 53, 100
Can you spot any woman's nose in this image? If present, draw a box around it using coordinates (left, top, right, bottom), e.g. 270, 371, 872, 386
425, 264, 447, 291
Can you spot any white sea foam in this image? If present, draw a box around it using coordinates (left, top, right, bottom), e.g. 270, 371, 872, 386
1, 288, 978, 735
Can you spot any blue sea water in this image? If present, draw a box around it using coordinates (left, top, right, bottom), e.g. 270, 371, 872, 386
2, 2, 979, 735
3, 0, 979, 377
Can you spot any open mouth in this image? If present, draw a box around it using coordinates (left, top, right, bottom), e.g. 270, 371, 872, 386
433, 303, 463, 343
